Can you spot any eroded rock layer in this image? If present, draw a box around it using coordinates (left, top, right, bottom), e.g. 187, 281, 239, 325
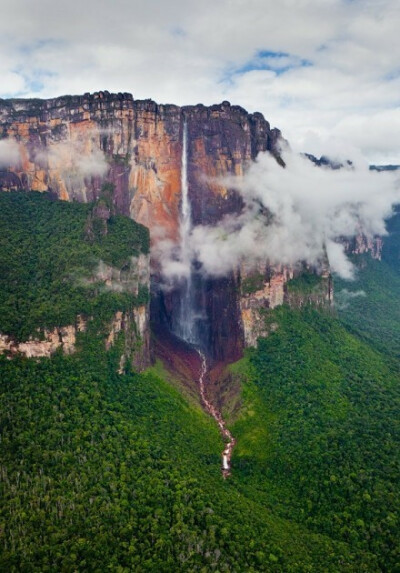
0, 92, 285, 361
0, 92, 344, 360
0, 92, 281, 240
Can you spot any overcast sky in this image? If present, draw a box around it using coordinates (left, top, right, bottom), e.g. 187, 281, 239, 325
1, 0, 399, 162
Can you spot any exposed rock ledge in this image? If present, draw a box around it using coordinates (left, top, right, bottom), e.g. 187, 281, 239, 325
106, 305, 150, 372
0, 322, 84, 359
0, 305, 150, 371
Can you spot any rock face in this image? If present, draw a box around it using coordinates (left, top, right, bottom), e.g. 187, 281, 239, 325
4, 92, 369, 361
0, 304, 150, 369
0, 322, 84, 359
0, 92, 284, 363
239, 263, 333, 347
343, 234, 383, 260
106, 305, 150, 373
89, 252, 151, 370
0, 93, 279, 239
0, 247, 151, 369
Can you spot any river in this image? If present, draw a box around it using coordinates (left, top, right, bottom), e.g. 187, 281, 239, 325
197, 350, 236, 478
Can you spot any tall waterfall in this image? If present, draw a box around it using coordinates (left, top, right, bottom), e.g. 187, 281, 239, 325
175, 120, 236, 477
176, 121, 197, 344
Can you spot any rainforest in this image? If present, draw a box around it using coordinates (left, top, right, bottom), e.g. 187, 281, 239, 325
0, 93, 399, 572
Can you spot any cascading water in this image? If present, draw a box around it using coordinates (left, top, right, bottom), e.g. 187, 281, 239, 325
198, 351, 236, 478
176, 121, 197, 345
175, 119, 236, 477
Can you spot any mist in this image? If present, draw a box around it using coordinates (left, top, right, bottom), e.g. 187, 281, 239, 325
335, 289, 366, 310
158, 149, 400, 281
42, 139, 108, 181
0, 139, 20, 167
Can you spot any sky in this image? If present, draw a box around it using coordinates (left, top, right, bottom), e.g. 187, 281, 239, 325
0, 0, 399, 163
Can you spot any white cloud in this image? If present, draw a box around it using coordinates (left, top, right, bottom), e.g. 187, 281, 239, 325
335, 288, 366, 310
35, 137, 108, 190
159, 149, 400, 280
0, 0, 399, 162
0, 139, 21, 167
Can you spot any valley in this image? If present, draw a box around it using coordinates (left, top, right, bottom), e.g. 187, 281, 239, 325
0, 93, 399, 571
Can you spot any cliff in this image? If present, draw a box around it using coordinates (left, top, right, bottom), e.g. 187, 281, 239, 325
0, 92, 285, 362
239, 263, 333, 347
0, 191, 151, 370
2, 92, 378, 362
0, 92, 281, 240
343, 234, 383, 260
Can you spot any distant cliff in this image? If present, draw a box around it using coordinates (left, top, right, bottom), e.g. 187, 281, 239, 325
0, 92, 380, 363
0, 92, 281, 240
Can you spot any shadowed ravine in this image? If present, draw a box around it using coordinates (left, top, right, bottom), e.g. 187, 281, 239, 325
153, 324, 236, 477
169, 120, 235, 478
197, 350, 236, 478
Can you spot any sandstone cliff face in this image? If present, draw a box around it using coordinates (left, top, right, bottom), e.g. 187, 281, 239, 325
91, 251, 151, 370
106, 305, 150, 373
0, 304, 150, 369
0, 248, 151, 369
239, 264, 293, 347
0, 93, 181, 242
343, 234, 383, 260
0, 90, 281, 364
184, 102, 281, 226
0, 92, 281, 242
239, 262, 333, 347
92, 253, 150, 296
0, 91, 325, 362
0, 321, 84, 359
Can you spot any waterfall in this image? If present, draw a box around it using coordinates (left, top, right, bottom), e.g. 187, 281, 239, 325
175, 119, 236, 477
176, 120, 197, 344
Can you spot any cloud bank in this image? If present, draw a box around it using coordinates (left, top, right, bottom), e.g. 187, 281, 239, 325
158, 150, 400, 281
0, 0, 399, 162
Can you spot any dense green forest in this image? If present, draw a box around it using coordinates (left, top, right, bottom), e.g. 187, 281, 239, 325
0, 191, 149, 341
2, 338, 372, 572
335, 207, 400, 359
228, 212, 400, 571
229, 307, 399, 571
0, 191, 399, 570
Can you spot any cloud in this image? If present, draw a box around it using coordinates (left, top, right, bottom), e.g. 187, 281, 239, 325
325, 242, 355, 280
158, 149, 400, 281
36, 137, 108, 188
0, 1, 399, 162
0, 139, 21, 167
335, 288, 366, 310
76, 148, 108, 178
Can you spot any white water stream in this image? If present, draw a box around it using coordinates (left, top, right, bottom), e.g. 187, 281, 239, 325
177, 121, 197, 344
198, 350, 236, 478
177, 120, 236, 476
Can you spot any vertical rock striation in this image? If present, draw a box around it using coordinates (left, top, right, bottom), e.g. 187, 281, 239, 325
0, 91, 334, 361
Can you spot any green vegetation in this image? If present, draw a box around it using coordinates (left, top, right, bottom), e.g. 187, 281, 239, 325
112, 153, 132, 166
229, 216, 400, 569
0, 191, 149, 340
286, 270, 322, 293
1, 192, 399, 570
335, 210, 400, 358
0, 349, 225, 571
1, 330, 379, 572
335, 256, 400, 358
241, 272, 265, 295
230, 305, 400, 571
